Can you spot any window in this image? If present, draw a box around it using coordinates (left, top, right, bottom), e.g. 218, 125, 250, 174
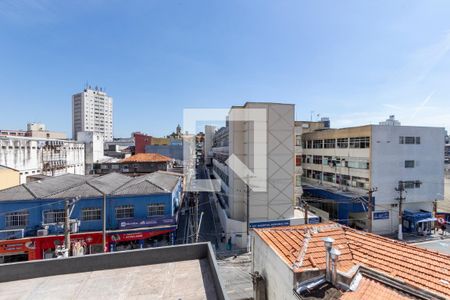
403, 181, 415, 189
295, 135, 302, 146
296, 155, 302, 166
337, 138, 348, 148
116, 205, 134, 219
324, 139, 336, 149
6, 211, 28, 228
313, 155, 322, 165
349, 137, 370, 148
400, 136, 421, 145
296, 175, 301, 187
405, 160, 415, 168
82, 208, 102, 221
148, 203, 165, 217
43, 210, 66, 224
313, 140, 323, 149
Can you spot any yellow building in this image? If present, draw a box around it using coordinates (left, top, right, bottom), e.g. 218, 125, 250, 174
0, 166, 20, 190
151, 137, 170, 146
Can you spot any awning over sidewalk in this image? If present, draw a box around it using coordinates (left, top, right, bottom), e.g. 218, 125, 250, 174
416, 217, 437, 223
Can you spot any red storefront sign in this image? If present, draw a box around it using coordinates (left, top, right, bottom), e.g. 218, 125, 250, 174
1, 227, 176, 261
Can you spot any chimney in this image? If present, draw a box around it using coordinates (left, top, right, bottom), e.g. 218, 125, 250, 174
330, 248, 341, 286
322, 237, 334, 282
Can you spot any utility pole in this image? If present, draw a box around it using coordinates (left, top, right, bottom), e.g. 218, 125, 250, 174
367, 187, 377, 233
395, 181, 406, 240
64, 198, 71, 257
102, 193, 107, 253
195, 192, 199, 243
433, 199, 438, 232
246, 181, 250, 238
302, 199, 309, 225
195, 211, 204, 243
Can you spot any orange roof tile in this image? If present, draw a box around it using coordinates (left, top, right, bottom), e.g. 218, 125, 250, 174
340, 276, 414, 300
121, 153, 172, 163
254, 222, 450, 298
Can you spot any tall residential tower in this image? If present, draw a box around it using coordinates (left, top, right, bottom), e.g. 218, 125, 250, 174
72, 86, 113, 141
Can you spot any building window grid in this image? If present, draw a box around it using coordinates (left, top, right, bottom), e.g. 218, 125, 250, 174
324, 139, 336, 149
6, 211, 29, 228
337, 138, 349, 148
349, 137, 370, 148
116, 205, 134, 219
148, 203, 166, 217
82, 208, 102, 221
43, 210, 66, 224
313, 140, 323, 149
400, 136, 421, 145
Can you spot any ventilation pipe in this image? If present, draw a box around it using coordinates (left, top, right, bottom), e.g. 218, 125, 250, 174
330, 248, 341, 286
322, 237, 334, 282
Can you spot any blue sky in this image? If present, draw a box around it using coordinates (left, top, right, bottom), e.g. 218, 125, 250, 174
1, 0, 450, 137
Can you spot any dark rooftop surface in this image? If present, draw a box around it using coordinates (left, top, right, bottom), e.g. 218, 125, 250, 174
0, 171, 182, 201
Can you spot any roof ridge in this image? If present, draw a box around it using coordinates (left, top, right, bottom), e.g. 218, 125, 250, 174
85, 181, 105, 195
43, 179, 90, 199
108, 175, 134, 194
21, 184, 37, 199
144, 178, 169, 192
292, 230, 312, 270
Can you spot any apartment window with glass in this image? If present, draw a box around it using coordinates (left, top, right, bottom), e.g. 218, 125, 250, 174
148, 203, 165, 217
405, 160, 415, 168
82, 208, 102, 221
43, 209, 66, 224
402, 180, 421, 189
349, 137, 370, 148
116, 205, 134, 219
313, 155, 323, 165
296, 135, 302, 146
400, 136, 421, 145
313, 140, 323, 149
307, 140, 313, 149
296, 155, 302, 166
5, 211, 28, 228
324, 139, 336, 149
337, 138, 348, 148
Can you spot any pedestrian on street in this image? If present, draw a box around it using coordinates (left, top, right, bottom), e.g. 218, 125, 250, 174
221, 231, 226, 243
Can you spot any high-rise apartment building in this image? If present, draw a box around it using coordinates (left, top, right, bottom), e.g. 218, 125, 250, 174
72, 87, 113, 142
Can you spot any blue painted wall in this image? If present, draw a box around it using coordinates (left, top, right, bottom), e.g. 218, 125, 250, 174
303, 186, 368, 225
0, 179, 182, 237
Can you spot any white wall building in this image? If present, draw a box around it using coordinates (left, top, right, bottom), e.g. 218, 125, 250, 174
210, 102, 301, 248
72, 87, 113, 142
203, 125, 216, 166
301, 117, 445, 234
77, 131, 104, 174
0, 136, 85, 183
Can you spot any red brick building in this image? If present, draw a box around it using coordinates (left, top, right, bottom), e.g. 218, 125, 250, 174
133, 132, 152, 154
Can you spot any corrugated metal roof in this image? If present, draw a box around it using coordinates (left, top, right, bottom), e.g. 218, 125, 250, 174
89, 172, 133, 194
47, 183, 103, 199
0, 171, 182, 201
0, 185, 35, 201
26, 174, 87, 198
114, 181, 166, 196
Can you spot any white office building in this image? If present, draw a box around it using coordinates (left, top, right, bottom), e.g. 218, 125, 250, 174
301, 116, 445, 234
209, 102, 310, 248
72, 87, 113, 142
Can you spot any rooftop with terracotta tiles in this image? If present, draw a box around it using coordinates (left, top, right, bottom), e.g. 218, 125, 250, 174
254, 222, 450, 298
121, 153, 172, 163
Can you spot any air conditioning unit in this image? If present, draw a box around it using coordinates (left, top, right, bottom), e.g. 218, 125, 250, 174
70, 221, 80, 233
37, 229, 48, 236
